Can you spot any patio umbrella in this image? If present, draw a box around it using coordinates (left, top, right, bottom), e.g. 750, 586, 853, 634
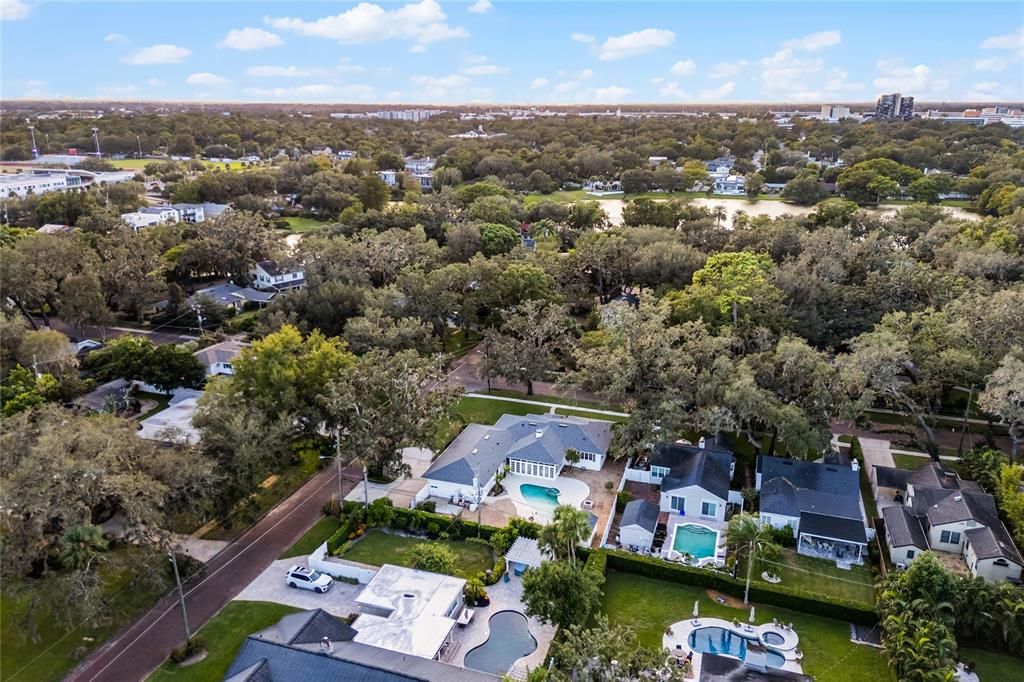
693, 600, 699, 618
749, 606, 756, 623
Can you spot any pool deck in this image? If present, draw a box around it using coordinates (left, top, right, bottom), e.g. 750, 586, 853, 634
499, 473, 590, 523
664, 617, 803, 678
661, 515, 728, 567
453, 570, 556, 678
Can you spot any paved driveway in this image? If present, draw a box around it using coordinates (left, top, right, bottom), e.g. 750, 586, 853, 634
233, 558, 363, 618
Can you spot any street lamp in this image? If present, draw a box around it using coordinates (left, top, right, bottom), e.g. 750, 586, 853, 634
168, 552, 192, 644
91, 127, 101, 158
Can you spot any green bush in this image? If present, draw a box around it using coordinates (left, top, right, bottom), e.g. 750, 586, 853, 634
615, 490, 632, 512
604, 550, 877, 624
366, 497, 396, 527
768, 524, 796, 547
416, 500, 437, 512
583, 549, 608, 580
483, 557, 507, 585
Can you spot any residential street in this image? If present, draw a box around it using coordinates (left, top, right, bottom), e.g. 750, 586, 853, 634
34, 317, 199, 346
65, 463, 362, 682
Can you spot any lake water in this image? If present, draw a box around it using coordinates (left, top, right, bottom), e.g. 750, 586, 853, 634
592, 197, 978, 229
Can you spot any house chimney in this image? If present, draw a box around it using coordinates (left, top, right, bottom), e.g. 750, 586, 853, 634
320, 636, 332, 653
698, 437, 706, 449
851, 460, 860, 472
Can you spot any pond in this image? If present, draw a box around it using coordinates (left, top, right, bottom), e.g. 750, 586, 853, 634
463, 610, 537, 675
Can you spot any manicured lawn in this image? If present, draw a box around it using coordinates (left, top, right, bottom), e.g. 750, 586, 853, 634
601, 571, 892, 682
754, 550, 877, 605
339, 529, 494, 579
149, 601, 300, 682
108, 158, 151, 170
485, 388, 623, 412
281, 216, 328, 233
891, 453, 932, 470
960, 648, 1024, 681
452, 396, 539, 425
1, 549, 170, 682
279, 515, 338, 559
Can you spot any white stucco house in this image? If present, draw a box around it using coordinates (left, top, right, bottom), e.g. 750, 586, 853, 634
193, 340, 248, 377
250, 260, 306, 292
422, 413, 613, 504
649, 441, 738, 523
877, 462, 1022, 582
619, 499, 659, 551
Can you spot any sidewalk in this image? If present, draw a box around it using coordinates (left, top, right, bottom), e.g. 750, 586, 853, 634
464, 392, 629, 418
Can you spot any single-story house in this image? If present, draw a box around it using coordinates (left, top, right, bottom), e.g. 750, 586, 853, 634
653, 441, 738, 523
757, 455, 870, 566
223, 609, 492, 682
189, 283, 276, 311
876, 462, 1022, 582
423, 413, 613, 503
73, 378, 133, 413
193, 340, 249, 377
251, 260, 306, 292
351, 564, 468, 661
619, 499, 659, 551
121, 206, 179, 230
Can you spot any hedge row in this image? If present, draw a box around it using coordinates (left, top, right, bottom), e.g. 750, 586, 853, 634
604, 550, 878, 625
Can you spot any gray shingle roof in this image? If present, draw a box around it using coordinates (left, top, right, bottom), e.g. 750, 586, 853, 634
193, 340, 249, 368
190, 283, 276, 306
965, 524, 1024, 564
620, 499, 659, 533
799, 511, 867, 544
759, 477, 862, 520
882, 504, 929, 549
424, 413, 612, 487
656, 444, 734, 500
758, 455, 860, 497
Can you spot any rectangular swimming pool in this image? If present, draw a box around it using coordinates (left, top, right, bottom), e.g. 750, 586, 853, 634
671, 523, 718, 558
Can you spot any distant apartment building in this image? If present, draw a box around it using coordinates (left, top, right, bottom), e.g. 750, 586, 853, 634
1, 171, 84, 198
922, 107, 1024, 128
820, 105, 851, 121
875, 93, 915, 121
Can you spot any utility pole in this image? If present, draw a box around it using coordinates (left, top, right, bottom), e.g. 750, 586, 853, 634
958, 385, 974, 456
27, 124, 38, 159
137, 134, 143, 159
168, 552, 192, 644
334, 428, 344, 503
91, 127, 101, 158
474, 466, 482, 536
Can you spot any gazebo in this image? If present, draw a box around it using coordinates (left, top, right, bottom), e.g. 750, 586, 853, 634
504, 537, 545, 576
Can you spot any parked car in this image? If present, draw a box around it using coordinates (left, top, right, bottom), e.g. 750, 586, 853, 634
285, 565, 333, 593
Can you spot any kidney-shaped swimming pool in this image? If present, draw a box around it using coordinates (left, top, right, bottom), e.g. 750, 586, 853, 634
463, 610, 537, 675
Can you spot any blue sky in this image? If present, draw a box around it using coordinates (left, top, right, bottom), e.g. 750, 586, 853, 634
1, 1, 1022, 104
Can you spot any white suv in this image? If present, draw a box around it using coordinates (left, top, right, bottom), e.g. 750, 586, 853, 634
285, 565, 333, 593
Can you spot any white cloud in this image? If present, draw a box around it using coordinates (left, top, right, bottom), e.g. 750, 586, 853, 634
760, 48, 823, 94
782, 29, 841, 51
592, 86, 631, 102
579, 68, 594, 79
598, 28, 675, 60
411, 73, 470, 98
1, 0, 31, 21
698, 81, 735, 100
465, 53, 488, 64
974, 57, 1009, 72
147, 78, 166, 87
659, 81, 687, 99
122, 44, 192, 65
218, 27, 283, 51
709, 60, 747, 79
965, 81, 1005, 100
571, 32, 595, 44
467, 0, 493, 14
266, 0, 467, 50
462, 64, 502, 75
669, 59, 696, 77
980, 27, 1024, 51
104, 33, 127, 43
531, 77, 549, 89
873, 58, 949, 96
97, 84, 138, 97
243, 83, 376, 100
186, 72, 231, 87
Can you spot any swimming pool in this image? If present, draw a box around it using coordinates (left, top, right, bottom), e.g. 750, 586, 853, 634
688, 627, 786, 668
671, 523, 718, 558
762, 632, 786, 645
520, 483, 560, 509
464, 610, 537, 674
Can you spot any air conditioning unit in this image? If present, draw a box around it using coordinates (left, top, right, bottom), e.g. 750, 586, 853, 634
895, 562, 907, 570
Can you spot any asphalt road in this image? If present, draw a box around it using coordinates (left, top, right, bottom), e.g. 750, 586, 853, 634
65, 463, 362, 682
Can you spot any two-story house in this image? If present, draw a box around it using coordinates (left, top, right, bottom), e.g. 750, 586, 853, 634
649, 440, 738, 523
877, 462, 1023, 582
250, 260, 306, 292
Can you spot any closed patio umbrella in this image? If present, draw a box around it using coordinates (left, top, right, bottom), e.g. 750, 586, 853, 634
749, 606, 756, 623
693, 600, 699, 618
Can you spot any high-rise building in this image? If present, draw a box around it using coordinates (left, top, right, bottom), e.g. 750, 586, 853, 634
820, 105, 851, 121
875, 93, 915, 120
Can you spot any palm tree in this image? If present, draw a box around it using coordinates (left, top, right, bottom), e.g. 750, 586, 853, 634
725, 514, 781, 604
58, 524, 109, 572
538, 504, 591, 566
711, 205, 727, 227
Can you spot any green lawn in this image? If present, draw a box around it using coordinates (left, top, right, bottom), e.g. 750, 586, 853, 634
279, 516, 338, 559
2, 549, 170, 682
281, 216, 328, 233
136, 391, 173, 419
484, 388, 622, 412
754, 550, 877, 605
108, 158, 151, 170
339, 529, 494, 579
452, 396, 539, 425
149, 601, 300, 682
554, 407, 628, 423
890, 453, 932, 470
960, 648, 1024, 681
601, 571, 892, 682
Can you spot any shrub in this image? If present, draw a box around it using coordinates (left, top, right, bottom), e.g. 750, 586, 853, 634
416, 500, 437, 513
410, 542, 457, 575
483, 557, 507, 585
366, 497, 396, 527
615, 490, 632, 512
604, 481, 615, 491
491, 517, 542, 554
604, 550, 877, 624
768, 525, 796, 547
169, 638, 206, 664
426, 522, 441, 537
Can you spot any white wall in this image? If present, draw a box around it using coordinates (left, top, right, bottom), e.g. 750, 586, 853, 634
423, 473, 497, 505
964, 541, 1023, 582
886, 539, 922, 568
624, 466, 653, 484
928, 521, 971, 554
619, 525, 654, 551
760, 513, 800, 533
308, 542, 378, 583
660, 484, 727, 522
563, 451, 604, 472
